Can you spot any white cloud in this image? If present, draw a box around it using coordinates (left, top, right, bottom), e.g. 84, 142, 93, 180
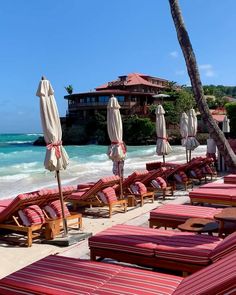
199, 64, 215, 77
170, 51, 178, 58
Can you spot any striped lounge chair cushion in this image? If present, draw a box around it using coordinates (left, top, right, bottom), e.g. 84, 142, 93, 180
189, 188, 236, 201
151, 177, 167, 189
45, 200, 71, 218
149, 204, 222, 223
22, 205, 45, 225
0, 255, 123, 295
209, 231, 236, 263
199, 182, 236, 189
94, 266, 182, 295
224, 174, 236, 184
130, 182, 147, 195
0, 255, 183, 295
190, 168, 203, 179
89, 224, 170, 257
174, 171, 188, 183
173, 251, 236, 295
69, 175, 120, 201
97, 187, 117, 204
154, 233, 221, 265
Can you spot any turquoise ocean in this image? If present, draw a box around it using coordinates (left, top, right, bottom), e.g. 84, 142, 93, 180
0, 134, 207, 200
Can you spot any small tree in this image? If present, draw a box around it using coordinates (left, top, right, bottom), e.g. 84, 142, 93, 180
65, 85, 73, 95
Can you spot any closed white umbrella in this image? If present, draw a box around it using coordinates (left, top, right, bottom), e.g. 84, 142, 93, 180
185, 108, 199, 161
36, 77, 69, 235
180, 112, 189, 162
107, 95, 126, 197
222, 115, 230, 133
155, 104, 172, 163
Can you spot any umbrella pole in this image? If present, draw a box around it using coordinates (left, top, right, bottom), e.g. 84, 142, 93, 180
56, 170, 68, 236
186, 148, 188, 163
189, 150, 192, 162
163, 155, 165, 164
118, 161, 124, 199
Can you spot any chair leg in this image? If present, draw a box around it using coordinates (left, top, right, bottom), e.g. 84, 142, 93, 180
27, 228, 33, 247
109, 205, 112, 218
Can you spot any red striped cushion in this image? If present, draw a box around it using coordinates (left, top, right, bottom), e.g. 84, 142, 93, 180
134, 182, 147, 194
100, 187, 117, 204
175, 171, 188, 183
23, 205, 45, 225
173, 251, 236, 295
0, 255, 123, 294
95, 267, 182, 295
209, 231, 236, 262
189, 189, 236, 201
154, 234, 221, 265
151, 177, 167, 189
49, 200, 70, 218
224, 174, 236, 184
150, 204, 222, 223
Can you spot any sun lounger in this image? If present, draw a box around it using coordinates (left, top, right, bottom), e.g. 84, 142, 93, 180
189, 188, 236, 206
224, 174, 236, 184
89, 224, 236, 275
199, 182, 236, 189
0, 252, 235, 295
0, 187, 81, 246
149, 203, 223, 229
118, 170, 149, 194
128, 181, 155, 207
67, 176, 126, 217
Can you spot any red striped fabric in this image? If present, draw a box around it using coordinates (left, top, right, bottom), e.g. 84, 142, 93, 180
209, 231, 236, 262
151, 177, 167, 189
23, 205, 45, 225
174, 171, 188, 183
199, 183, 236, 189
100, 187, 118, 204
89, 224, 221, 264
133, 182, 147, 194
69, 176, 120, 201
189, 188, 236, 201
49, 200, 71, 218
93, 267, 182, 295
0, 255, 123, 295
150, 204, 222, 222
154, 233, 221, 265
224, 174, 236, 184
173, 251, 236, 295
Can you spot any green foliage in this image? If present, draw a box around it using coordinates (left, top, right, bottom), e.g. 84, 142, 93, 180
65, 85, 73, 95
225, 102, 236, 136
163, 102, 178, 125
123, 115, 155, 145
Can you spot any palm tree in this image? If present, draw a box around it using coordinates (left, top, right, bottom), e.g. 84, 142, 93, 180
168, 0, 236, 171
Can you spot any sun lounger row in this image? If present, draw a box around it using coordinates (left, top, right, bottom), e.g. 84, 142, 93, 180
89, 224, 236, 275
0, 251, 235, 294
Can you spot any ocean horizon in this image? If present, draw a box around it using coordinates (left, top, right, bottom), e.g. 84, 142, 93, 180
0, 133, 208, 200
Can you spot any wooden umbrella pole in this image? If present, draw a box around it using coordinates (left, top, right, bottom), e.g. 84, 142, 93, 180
163, 155, 165, 164
186, 148, 188, 163
56, 170, 68, 236
118, 161, 124, 199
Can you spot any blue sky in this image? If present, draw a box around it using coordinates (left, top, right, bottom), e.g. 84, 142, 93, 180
0, 0, 236, 133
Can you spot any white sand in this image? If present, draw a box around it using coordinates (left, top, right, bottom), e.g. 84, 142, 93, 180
0, 176, 224, 279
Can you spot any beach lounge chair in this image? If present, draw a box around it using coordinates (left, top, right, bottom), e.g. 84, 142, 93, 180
224, 174, 236, 184
0, 252, 235, 295
0, 187, 81, 246
128, 181, 155, 207
149, 203, 223, 229
89, 224, 236, 274
199, 182, 236, 189
117, 170, 149, 195
66, 176, 126, 217
189, 188, 236, 206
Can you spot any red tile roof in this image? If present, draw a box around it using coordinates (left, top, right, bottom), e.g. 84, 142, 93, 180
96, 73, 168, 90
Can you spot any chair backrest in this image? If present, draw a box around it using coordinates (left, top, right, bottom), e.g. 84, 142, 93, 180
173, 250, 236, 295
0, 190, 49, 223
98, 187, 118, 204
75, 175, 120, 201
121, 170, 148, 191
130, 181, 147, 195
141, 167, 167, 186
209, 231, 236, 263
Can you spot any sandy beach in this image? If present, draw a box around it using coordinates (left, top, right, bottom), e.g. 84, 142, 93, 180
0, 176, 223, 279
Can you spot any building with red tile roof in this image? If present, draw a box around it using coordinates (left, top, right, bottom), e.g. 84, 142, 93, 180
64, 73, 172, 122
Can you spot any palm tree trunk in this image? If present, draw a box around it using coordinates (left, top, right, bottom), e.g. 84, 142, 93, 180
168, 0, 236, 171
